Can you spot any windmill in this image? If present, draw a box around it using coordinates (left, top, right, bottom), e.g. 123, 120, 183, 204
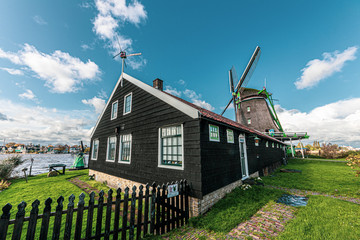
113, 36, 142, 76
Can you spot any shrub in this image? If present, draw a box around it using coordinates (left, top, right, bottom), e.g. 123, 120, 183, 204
0, 155, 24, 179
0, 179, 11, 190
346, 153, 360, 177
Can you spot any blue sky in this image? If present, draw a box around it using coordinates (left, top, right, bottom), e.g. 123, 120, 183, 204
0, 0, 360, 147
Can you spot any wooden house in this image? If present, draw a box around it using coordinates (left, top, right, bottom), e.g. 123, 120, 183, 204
89, 73, 286, 216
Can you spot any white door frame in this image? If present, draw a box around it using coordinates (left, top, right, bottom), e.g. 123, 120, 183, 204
239, 134, 249, 180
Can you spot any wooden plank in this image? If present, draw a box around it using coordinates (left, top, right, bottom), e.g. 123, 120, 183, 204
64, 194, 75, 240
104, 189, 113, 240
149, 183, 156, 235
166, 183, 170, 233
121, 187, 129, 240
26, 200, 39, 240
74, 193, 86, 240
0, 203, 12, 240
175, 181, 180, 228
39, 198, 52, 240
143, 184, 150, 237
136, 185, 143, 240
85, 192, 95, 240
184, 180, 189, 224
11, 201, 27, 240
129, 186, 137, 240
95, 190, 105, 240
171, 181, 176, 230
52, 196, 64, 240
113, 188, 122, 240
161, 184, 166, 234
155, 185, 161, 235
179, 180, 184, 226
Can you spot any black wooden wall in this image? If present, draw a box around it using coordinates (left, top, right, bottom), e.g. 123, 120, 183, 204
90, 78, 202, 198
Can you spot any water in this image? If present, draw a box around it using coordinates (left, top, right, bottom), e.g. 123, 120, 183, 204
0, 154, 89, 177
276, 194, 308, 207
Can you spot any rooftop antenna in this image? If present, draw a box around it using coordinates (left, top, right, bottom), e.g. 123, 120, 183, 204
113, 35, 142, 85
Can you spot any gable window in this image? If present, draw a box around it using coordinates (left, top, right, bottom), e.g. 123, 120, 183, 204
272, 142, 274, 148
159, 125, 183, 169
123, 93, 132, 115
247, 119, 251, 125
106, 136, 117, 162
266, 141, 269, 147
119, 134, 132, 163
277, 143, 279, 148
226, 129, 234, 143
111, 101, 118, 120
247, 106, 251, 112
209, 124, 220, 142
91, 139, 99, 160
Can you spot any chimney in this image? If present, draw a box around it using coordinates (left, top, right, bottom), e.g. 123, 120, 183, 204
153, 78, 163, 91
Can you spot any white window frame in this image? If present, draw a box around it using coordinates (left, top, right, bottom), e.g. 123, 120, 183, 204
209, 124, 220, 142
106, 136, 117, 162
91, 139, 99, 160
226, 129, 234, 143
247, 119, 251, 125
272, 142, 274, 148
158, 124, 184, 170
266, 141, 269, 147
118, 134, 132, 164
111, 101, 118, 120
247, 106, 251, 112
123, 92, 132, 115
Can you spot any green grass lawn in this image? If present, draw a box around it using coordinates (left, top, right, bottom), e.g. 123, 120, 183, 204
263, 158, 360, 198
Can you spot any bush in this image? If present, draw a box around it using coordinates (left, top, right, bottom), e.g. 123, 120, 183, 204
0, 179, 11, 190
0, 155, 24, 179
346, 153, 360, 177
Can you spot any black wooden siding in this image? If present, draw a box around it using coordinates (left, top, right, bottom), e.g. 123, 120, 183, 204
90, 78, 202, 198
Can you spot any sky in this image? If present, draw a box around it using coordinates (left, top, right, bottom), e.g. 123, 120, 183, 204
0, 0, 360, 147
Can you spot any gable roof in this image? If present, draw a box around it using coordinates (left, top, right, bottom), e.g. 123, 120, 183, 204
90, 73, 284, 144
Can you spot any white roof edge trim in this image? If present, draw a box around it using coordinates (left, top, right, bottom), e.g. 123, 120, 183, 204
90, 74, 124, 138
90, 73, 199, 138
122, 73, 199, 118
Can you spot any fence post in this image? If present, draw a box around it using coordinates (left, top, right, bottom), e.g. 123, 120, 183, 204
52, 196, 64, 240
136, 185, 143, 240
143, 184, 150, 237
0, 203, 12, 240
39, 198, 52, 240
171, 181, 175, 230
155, 185, 161, 235
85, 192, 95, 240
11, 201, 27, 240
184, 180, 189, 224
95, 190, 104, 240
74, 193, 86, 240
161, 184, 166, 234
175, 181, 180, 228
129, 186, 137, 240
149, 183, 156, 235
179, 180, 184, 226
121, 187, 129, 240
26, 200, 39, 240
166, 182, 170, 233
64, 194, 75, 240
113, 188, 122, 240
104, 189, 113, 240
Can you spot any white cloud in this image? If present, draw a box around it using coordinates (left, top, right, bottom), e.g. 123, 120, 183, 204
0, 98, 96, 145
178, 79, 185, 85
19, 89, 36, 101
295, 46, 357, 89
277, 98, 360, 147
0, 44, 100, 93
81, 44, 94, 51
164, 86, 182, 97
33, 15, 47, 25
183, 89, 215, 111
82, 96, 106, 114
0, 67, 24, 75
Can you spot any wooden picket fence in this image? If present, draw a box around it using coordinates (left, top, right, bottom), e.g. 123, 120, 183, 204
0, 180, 189, 240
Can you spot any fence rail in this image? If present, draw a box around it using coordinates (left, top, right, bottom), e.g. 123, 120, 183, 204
0, 180, 189, 240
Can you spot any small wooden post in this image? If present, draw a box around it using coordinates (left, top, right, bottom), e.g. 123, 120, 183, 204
171, 181, 175, 230
85, 192, 95, 240
149, 183, 156, 235
74, 193, 86, 240
121, 187, 129, 240
143, 184, 150, 237
39, 198, 52, 240
184, 180, 189, 224
12, 201, 27, 240
26, 200, 40, 240
52, 196, 64, 240
179, 180, 184, 226
95, 190, 104, 240
155, 185, 161, 235
161, 184, 166, 234
136, 185, 143, 240
104, 189, 113, 240
64, 194, 75, 240
129, 186, 137, 240
166, 183, 170, 233
0, 203, 12, 240
175, 181, 180, 228
113, 188, 122, 240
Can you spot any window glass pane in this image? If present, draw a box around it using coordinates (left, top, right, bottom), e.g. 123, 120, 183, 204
124, 94, 132, 113
119, 134, 131, 162
160, 125, 182, 167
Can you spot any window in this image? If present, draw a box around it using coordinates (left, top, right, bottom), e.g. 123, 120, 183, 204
123, 93, 132, 115
106, 136, 117, 161
119, 134, 132, 163
247, 119, 251, 125
277, 143, 279, 148
266, 141, 269, 147
159, 125, 183, 169
227, 129, 234, 143
247, 106, 251, 112
209, 124, 220, 142
111, 101, 118, 120
91, 139, 99, 160
272, 142, 274, 148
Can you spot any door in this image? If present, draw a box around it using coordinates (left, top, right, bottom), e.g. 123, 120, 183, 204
239, 134, 249, 179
